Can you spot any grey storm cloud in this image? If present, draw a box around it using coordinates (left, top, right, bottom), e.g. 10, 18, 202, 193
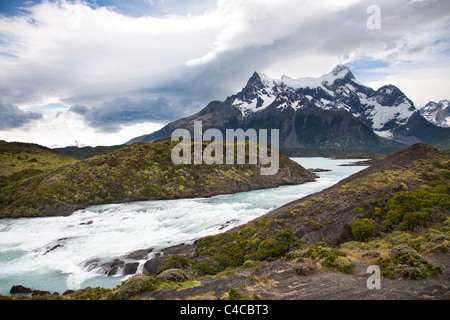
0, 102, 42, 130
69, 97, 196, 132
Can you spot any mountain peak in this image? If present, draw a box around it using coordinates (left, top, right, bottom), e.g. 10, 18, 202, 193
245, 71, 262, 86
244, 71, 272, 89
376, 84, 403, 96
330, 64, 355, 80
245, 65, 356, 91
331, 64, 349, 74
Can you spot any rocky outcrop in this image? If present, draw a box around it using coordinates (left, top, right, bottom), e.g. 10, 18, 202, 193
10, 285, 54, 297
81, 243, 195, 278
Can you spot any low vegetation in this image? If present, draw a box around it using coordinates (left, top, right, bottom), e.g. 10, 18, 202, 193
376, 245, 442, 279
192, 219, 301, 275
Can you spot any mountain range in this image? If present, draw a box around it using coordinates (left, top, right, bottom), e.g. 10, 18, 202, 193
127, 65, 450, 152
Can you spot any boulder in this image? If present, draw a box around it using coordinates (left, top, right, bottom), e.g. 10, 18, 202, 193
83, 258, 101, 272
123, 262, 139, 275
143, 255, 166, 276
31, 290, 51, 297
99, 259, 125, 276
125, 248, 153, 260
10, 285, 33, 294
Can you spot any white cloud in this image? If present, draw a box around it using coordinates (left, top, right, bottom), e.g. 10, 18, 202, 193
0, 0, 222, 106
0, 105, 164, 148
367, 63, 450, 108
188, 0, 363, 66
1, 0, 449, 107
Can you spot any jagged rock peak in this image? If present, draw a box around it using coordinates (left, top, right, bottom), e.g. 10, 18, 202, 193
244, 71, 272, 90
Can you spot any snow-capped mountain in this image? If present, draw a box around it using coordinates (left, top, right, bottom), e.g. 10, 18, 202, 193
128, 65, 450, 151
420, 100, 450, 128
234, 65, 418, 142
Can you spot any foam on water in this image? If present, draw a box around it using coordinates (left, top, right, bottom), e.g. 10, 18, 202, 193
0, 158, 366, 295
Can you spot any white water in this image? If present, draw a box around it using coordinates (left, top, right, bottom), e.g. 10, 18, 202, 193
0, 158, 366, 295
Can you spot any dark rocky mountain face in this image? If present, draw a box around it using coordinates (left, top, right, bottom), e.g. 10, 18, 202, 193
240, 101, 393, 152
127, 65, 449, 151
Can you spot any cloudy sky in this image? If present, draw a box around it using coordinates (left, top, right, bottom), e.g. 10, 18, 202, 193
0, 0, 449, 147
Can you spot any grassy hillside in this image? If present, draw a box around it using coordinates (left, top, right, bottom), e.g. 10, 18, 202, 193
0, 140, 77, 176
0, 140, 78, 194
0, 139, 315, 218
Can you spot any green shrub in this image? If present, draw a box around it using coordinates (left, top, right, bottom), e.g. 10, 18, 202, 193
157, 269, 189, 282
227, 287, 247, 300
71, 287, 112, 300
401, 209, 431, 230
380, 188, 450, 231
387, 231, 413, 245
250, 230, 295, 261
225, 287, 262, 300
307, 219, 323, 230
157, 255, 193, 273
400, 182, 408, 191
362, 251, 380, 258
333, 256, 355, 274
193, 258, 222, 276
350, 218, 377, 242
242, 260, 261, 269
431, 234, 450, 243
340, 241, 363, 250
303, 243, 355, 274
382, 209, 402, 229
110, 275, 159, 300
362, 239, 391, 250
193, 222, 298, 276
293, 258, 316, 275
